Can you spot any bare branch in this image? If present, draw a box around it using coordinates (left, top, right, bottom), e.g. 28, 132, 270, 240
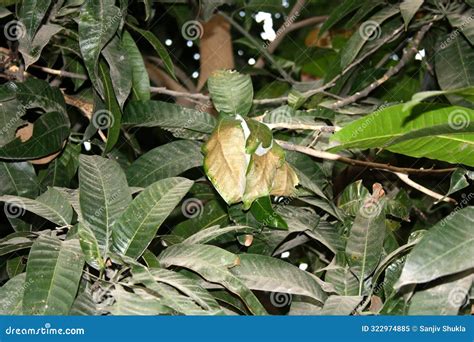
328, 23, 432, 109
394, 172, 456, 203
276, 140, 456, 175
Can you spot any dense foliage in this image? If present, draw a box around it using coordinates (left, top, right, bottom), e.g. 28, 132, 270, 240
0, 0, 473, 315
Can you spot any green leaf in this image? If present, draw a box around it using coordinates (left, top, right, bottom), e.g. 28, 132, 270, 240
19, 24, 63, 68
123, 100, 216, 135
122, 30, 150, 101
400, 0, 423, 28
141, 249, 161, 268
63, 52, 87, 91
408, 274, 473, 315
78, 222, 105, 270
1, 78, 66, 114
182, 225, 256, 245
230, 254, 327, 304
286, 151, 327, 199
172, 200, 230, 239
0, 273, 26, 314
244, 119, 272, 154
447, 8, 474, 45
126, 22, 175, 79
325, 262, 360, 296
38, 143, 81, 188
436, 34, 474, 106
130, 264, 213, 315
110, 285, 175, 315
79, 0, 121, 96
158, 243, 267, 315
208, 70, 254, 116
6, 256, 25, 279
319, 0, 361, 35
330, 104, 474, 167
18, 0, 52, 43
0, 232, 36, 257
0, 188, 73, 226
0, 161, 38, 198
79, 155, 132, 256
203, 117, 248, 205
338, 180, 370, 216
0, 111, 70, 160
340, 6, 399, 68
345, 187, 386, 295
447, 168, 470, 196
319, 295, 363, 315
250, 196, 288, 230
112, 177, 193, 259
0, 99, 27, 146
148, 268, 222, 312
402, 87, 474, 112
102, 36, 132, 108
70, 289, 98, 315
23, 235, 85, 315
126, 140, 203, 187
98, 61, 122, 153
396, 206, 474, 288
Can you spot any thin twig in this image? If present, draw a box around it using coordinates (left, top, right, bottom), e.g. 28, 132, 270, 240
147, 56, 196, 92
328, 23, 432, 109
394, 172, 456, 203
150, 86, 209, 100
29, 65, 87, 80
255, 1, 321, 68
276, 140, 456, 175
265, 123, 340, 132
218, 11, 295, 84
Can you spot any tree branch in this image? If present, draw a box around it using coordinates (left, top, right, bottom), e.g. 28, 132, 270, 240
255, 1, 327, 68
218, 11, 296, 84
276, 140, 456, 175
328, 23, 432, 109
394, 172, 456, 203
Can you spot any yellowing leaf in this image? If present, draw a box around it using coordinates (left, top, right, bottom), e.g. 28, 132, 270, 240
242, 144, 285, 209
203, 118, 248, 204
271, 162, 299, 196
